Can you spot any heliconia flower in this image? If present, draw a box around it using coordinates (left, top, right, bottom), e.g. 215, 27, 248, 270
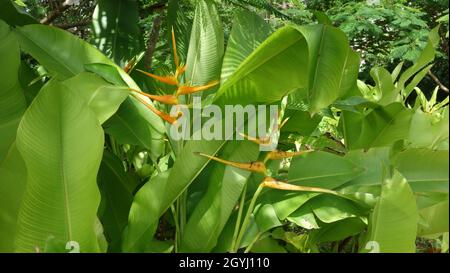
136, 69, 179, 86
134, 95, 180, 124
133, 27, 220, 124
130, 88, 179, 105
238, 132, 271, 145
264, 149, 314, 162
194, 152, 267, 175
176, 80, 220, 96
261, 177, 338, 195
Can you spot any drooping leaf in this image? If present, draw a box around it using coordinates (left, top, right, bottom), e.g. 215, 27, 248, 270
213, 25, 309, 106
13, 23, 166, 140
296, 24, 360, 114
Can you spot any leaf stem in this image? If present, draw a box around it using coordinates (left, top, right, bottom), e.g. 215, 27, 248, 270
230, 183, 248, 252
234, 183, 265, 252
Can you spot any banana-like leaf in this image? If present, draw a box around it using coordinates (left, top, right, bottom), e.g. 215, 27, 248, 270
13, 24, 166, 155
287, 151, 364, 189
296, 24, 360, 114
0, 19, 26, 161
0, 20, 27, 252
340, 102, 413, 150
185, 0, 224, 97
394, 148, 449, 193
0, 143, 27, 252
220, 10, 272, 83
15, 80, 104, 253
92, 0, 142, 67
180, 141, 260, 252
213, 25, 309, 106
361, 171, 418, 253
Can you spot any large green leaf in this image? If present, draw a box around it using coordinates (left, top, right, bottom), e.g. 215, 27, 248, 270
14, 24, 117, 81
362, 171, 418, 253
213, 25, 309, 106
13, 24, 166, 138
180, 141, 260, 252
394, 148, 449, 193
14, 80, 104, 253
287, 151, 364, 189
0, 20, 27, 252
0, 19, 26, 162
185, 0, 224, 97
220, 10, 272, 83
257, 152, 363, 222
0, 143, 27, 252
296, 24, 360, 114
340, 102, 413, 150
92, 0, 142, 67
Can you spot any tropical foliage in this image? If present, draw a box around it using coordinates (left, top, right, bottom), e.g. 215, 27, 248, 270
0, 0, 448, 253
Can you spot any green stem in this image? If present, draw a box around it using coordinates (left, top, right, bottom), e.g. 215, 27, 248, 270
170, 204, 180, 253
244, 232, 262, 253
234, 183, 265, 252
230, 183, 247, 253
